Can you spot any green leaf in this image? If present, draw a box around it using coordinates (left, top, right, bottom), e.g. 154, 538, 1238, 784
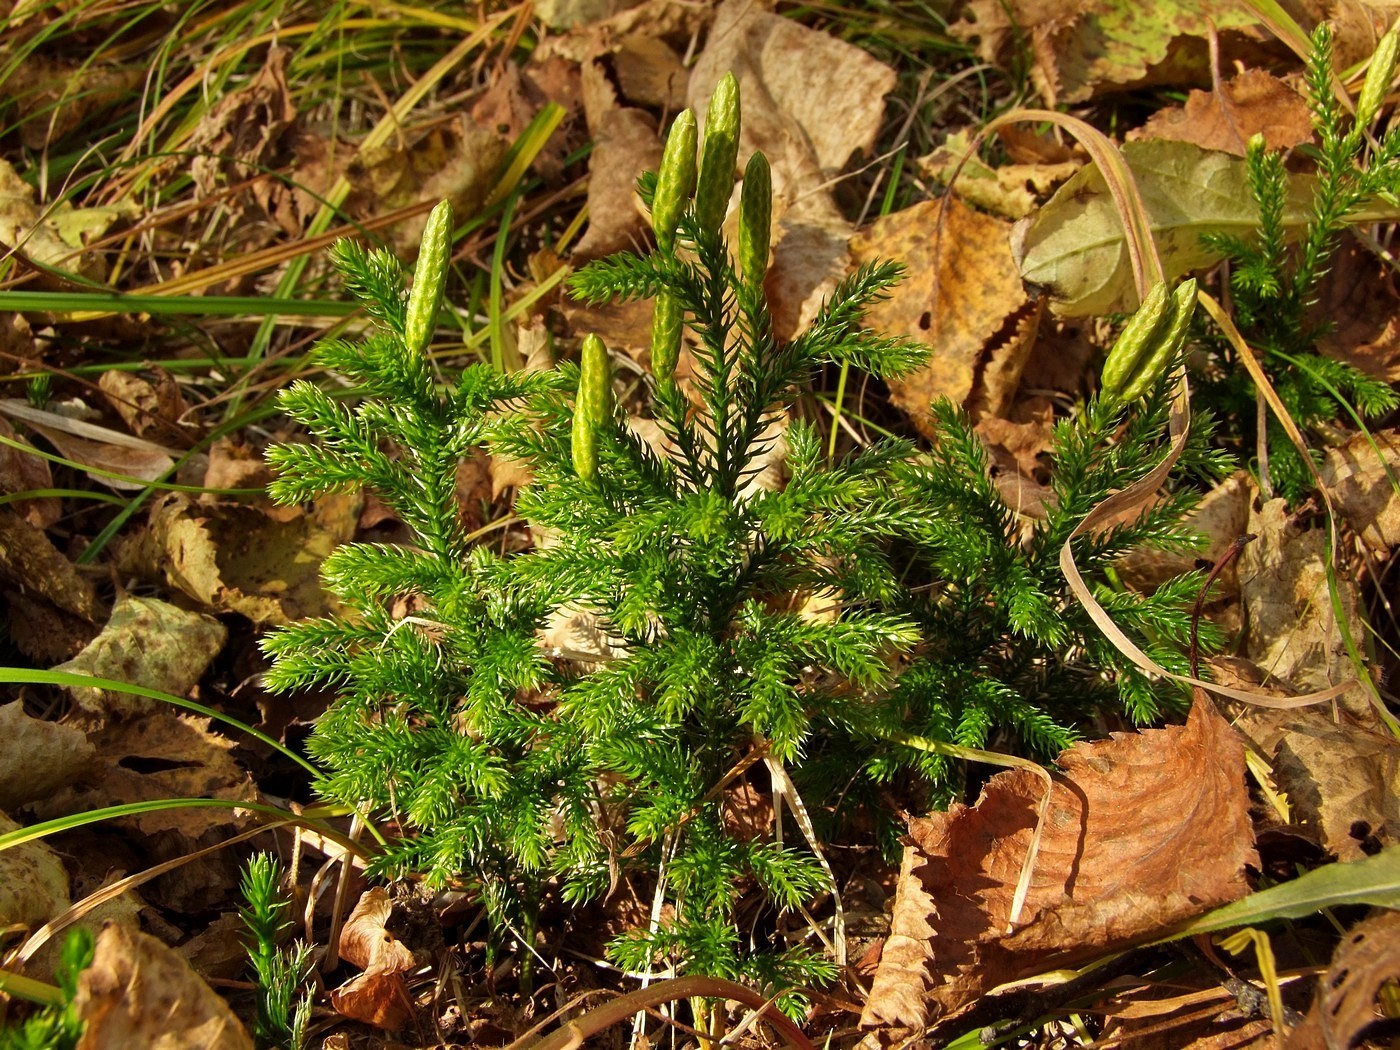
1168, 848, 1400, 937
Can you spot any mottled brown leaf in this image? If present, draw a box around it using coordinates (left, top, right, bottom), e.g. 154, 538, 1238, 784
1287, 910, 1400, 1049
1135, 70, 1313, 155
0, 702, 93, 809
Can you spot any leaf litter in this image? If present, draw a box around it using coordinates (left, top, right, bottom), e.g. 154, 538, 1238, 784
1, 0, 1399, 1046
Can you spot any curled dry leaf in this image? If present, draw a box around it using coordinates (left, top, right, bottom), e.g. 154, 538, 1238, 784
1287, 909, 1400, 1049
331, 886, 417, 1031
860, 697, 1255, 1040
0, 508, 103, 622
98, 369, 189, 440
73, 922, 252, 1050
0, 811, 70, 931
54, 595, 227, 722
0, 701, 94, 809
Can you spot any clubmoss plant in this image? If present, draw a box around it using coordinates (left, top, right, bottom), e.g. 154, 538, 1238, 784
239, 853, 313, 1050
1202, 23, 1400, 498
262, 71, 1225, 1012
503, 72, 929, 998
0, 929, 92, 1050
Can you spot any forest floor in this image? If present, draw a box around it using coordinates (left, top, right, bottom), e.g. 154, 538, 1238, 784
1, 0, 1398, 1047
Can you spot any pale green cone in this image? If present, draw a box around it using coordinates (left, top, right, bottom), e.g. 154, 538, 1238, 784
1357, 25, 1400, 131
738, 151, 771, 290
651, 291, 683, 385
694, 73, 740, 234
404, 200, 453, 356
1101, 279, 1197, 405
653, 110, 697, 252
572, 334, 612, 481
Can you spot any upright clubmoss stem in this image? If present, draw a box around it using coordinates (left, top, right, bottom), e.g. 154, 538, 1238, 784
405, 200, 453, 356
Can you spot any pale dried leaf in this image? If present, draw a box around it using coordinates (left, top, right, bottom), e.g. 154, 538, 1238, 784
0, 701, 94, 809
1271, 712, 1400, 861
1320, 430, 1400, 553
33, 713, 255, 839
54, 595, 227, 722
331, 887, 417, 1031
920, 129, 1081, 219
0, 811, 70, 930
74, 923, 252, 1050
1241, 497, 1367, 704
98, 370, 188, 439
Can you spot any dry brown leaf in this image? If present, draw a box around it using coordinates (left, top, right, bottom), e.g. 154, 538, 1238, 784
850, 197, 1031, 435
74, 922, 252, 1050
53, 595, 227, 722
331, 887, 417, 1031
0, 508, 102, 622
1240, 497, 1367, 705
188, 45, 296, 227
0, 399, 178, 490
1312, 239, 1400, 384
1287, 909, 1400, 1049
1134, 70, 1314, 155
573, 56, 662, 260
1321, 430, 1400, 554
860, 697, 1255, 1038
0, 701, 94, 809
614, 35, 688, 110
0, 811, 70, 930
33, 713, 255, 839
1270, 712, 1400, 860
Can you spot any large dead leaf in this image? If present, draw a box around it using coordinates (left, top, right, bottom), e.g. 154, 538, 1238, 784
0, 811, 70, 930
0, 702, 93, 809
952, 0, 1263, 105
860, 697, 1255, 1038
73, 923, 252, 1050
1015, 139, 1320, 316
1240, 497, 1367, 704
1134, 69, 1314, 156
53, 596, 227, 723
1287, 909, 1400, 1049
32, 713, 254, 839
330, 887, 417, 1031
850, 197, 1033, 432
